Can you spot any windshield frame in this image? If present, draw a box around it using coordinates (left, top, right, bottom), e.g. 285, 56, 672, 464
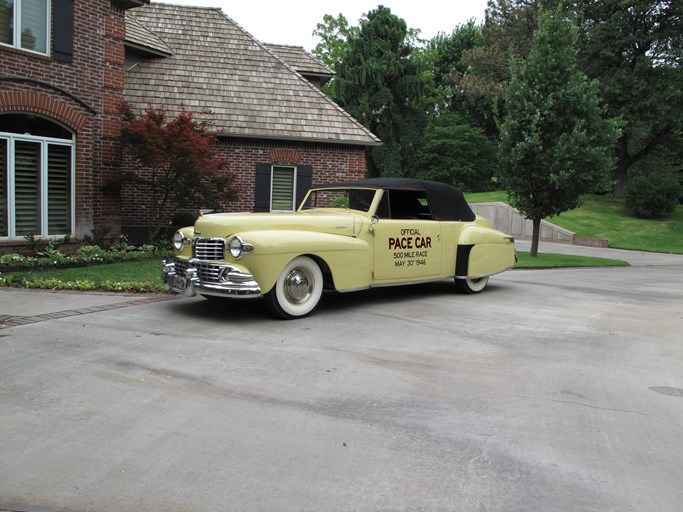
298, 187, 382, 215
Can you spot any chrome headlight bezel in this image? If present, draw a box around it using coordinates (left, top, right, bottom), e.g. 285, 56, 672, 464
228, 236, 253, 259
172, 231, 189, 251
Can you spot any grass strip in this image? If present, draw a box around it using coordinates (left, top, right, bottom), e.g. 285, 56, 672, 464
514, 251, 629, 269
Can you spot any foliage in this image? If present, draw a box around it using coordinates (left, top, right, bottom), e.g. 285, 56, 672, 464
420, 22, 484, 112
332, 6, 429, 178
625, 172, 682, 219
499, 7, 619, 256
464, 191, 683, 254
81, 226, 120, 250
415, 112, 498, 191
456, 0, 541, 101
0, 276, 162, 293
0, 243, 163, 271
573, 0, 683, 197
22, 234, 70, 257
0, 258, 164, 293
119, 103, 238, 243
311, 13, 359, 95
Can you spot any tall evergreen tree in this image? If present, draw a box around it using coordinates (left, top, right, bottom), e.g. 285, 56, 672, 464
499, 8, 618, 256
333, 6, 429, 177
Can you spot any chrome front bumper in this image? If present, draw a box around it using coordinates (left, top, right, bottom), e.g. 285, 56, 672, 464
162, 258, 262, 298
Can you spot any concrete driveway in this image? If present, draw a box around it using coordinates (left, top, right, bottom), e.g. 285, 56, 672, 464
1, 246, 682, 512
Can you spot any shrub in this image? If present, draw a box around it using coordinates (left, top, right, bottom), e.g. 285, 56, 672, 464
625, 173, 682, 219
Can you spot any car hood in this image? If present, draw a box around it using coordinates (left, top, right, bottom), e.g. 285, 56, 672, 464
192, 211, 361, 239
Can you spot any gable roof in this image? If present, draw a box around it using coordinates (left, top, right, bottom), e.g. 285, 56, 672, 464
263, 44, 334, 85
125, 17, 173, 57
124, 3, 380, 147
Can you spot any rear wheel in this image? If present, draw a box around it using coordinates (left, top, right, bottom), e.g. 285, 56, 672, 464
264, 256, 323, 319
455, 276, 489, 294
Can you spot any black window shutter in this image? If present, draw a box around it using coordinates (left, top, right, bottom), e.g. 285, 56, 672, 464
254, 164, 272, 212
53, 0, 74, 63
296, 165, 313, 208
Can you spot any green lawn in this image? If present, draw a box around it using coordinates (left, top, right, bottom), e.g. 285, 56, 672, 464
515, 251, 628, 268
1, 258, 165, 292
466, 191, 683, 254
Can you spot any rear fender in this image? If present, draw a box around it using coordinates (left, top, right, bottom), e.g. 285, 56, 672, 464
456, 226, 515, 278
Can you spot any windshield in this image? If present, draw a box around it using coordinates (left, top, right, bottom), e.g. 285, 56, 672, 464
300, 188, 377, 213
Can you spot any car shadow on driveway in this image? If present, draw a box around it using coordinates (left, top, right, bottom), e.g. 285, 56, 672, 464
164, 279, 514, 322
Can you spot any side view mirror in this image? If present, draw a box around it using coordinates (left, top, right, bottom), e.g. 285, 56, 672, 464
369, 215, 379, 234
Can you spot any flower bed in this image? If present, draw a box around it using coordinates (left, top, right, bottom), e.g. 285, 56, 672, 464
0, 244, 164, 272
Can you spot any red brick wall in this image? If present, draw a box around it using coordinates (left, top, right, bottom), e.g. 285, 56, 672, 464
0, 0, 130, 240
120, 137, 368, 241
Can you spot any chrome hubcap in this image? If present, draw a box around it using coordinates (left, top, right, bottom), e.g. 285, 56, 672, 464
284, 269, 312, 304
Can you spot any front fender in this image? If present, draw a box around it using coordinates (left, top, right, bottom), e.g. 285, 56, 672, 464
238, 230, 372, 293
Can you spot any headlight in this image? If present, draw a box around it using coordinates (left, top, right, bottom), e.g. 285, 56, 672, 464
229, 236, 253, 259
172, 231, 188, 250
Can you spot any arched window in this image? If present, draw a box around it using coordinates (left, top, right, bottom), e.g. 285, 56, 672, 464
1, 114, 75, 238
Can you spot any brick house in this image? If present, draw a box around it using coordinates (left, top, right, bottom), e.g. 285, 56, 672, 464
122, 3, 380, 239
1, 0, 147, 251
1, 1, 379, 249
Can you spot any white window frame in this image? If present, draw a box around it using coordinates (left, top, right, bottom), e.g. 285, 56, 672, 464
0, 0, 51, 56
1, 131, 75, 239
270, 165, 297, 212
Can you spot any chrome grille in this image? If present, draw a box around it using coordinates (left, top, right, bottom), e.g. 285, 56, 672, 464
194, 238, 225, 261
173, 258, 223, 283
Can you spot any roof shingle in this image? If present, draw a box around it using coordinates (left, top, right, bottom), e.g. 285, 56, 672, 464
125, 4, 380, 146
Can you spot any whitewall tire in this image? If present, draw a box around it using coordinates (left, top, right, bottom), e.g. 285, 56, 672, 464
455, 276, 489, 294
265, 256, 323, 319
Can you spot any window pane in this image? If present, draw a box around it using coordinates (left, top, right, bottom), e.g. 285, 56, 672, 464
21, 0, 47, 53
47, 144, 71, 235
0, 114, 72, 139
271, 167, 295, 211
0, 139, 7, 236
0, 0, 13, 45
14, 140, 41, 236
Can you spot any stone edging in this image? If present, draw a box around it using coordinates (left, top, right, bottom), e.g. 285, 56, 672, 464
0, 293, 179, 328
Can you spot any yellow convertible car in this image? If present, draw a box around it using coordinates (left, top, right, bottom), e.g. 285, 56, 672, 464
163, 178, 515, 319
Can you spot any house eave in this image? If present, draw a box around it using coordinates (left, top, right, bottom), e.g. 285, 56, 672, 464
216, 132, 382, 148
114, 0, 149, 11
124, 41, 173, 58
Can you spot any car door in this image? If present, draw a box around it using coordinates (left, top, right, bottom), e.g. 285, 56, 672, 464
372, 189, 442, 281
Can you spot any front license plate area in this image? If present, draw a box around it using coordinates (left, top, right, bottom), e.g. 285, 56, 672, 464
169, 274, 195, 296
169, 274, 185, 291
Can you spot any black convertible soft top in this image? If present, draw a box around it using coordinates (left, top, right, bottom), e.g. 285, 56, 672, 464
311, 178, 476, 222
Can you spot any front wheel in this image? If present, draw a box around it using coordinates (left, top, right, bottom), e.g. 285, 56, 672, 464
455, 276, 489, 294
264, 256, 323, 319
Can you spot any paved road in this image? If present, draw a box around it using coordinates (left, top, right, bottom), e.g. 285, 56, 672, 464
1, 247, 682, 512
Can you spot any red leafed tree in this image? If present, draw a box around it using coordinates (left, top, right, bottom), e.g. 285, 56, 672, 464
119, 103, 238, 242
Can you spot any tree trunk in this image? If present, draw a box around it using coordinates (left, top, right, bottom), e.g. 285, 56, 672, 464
612, 136, 630, 198
530, 217, 541, 257
611, 157, 630, 198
